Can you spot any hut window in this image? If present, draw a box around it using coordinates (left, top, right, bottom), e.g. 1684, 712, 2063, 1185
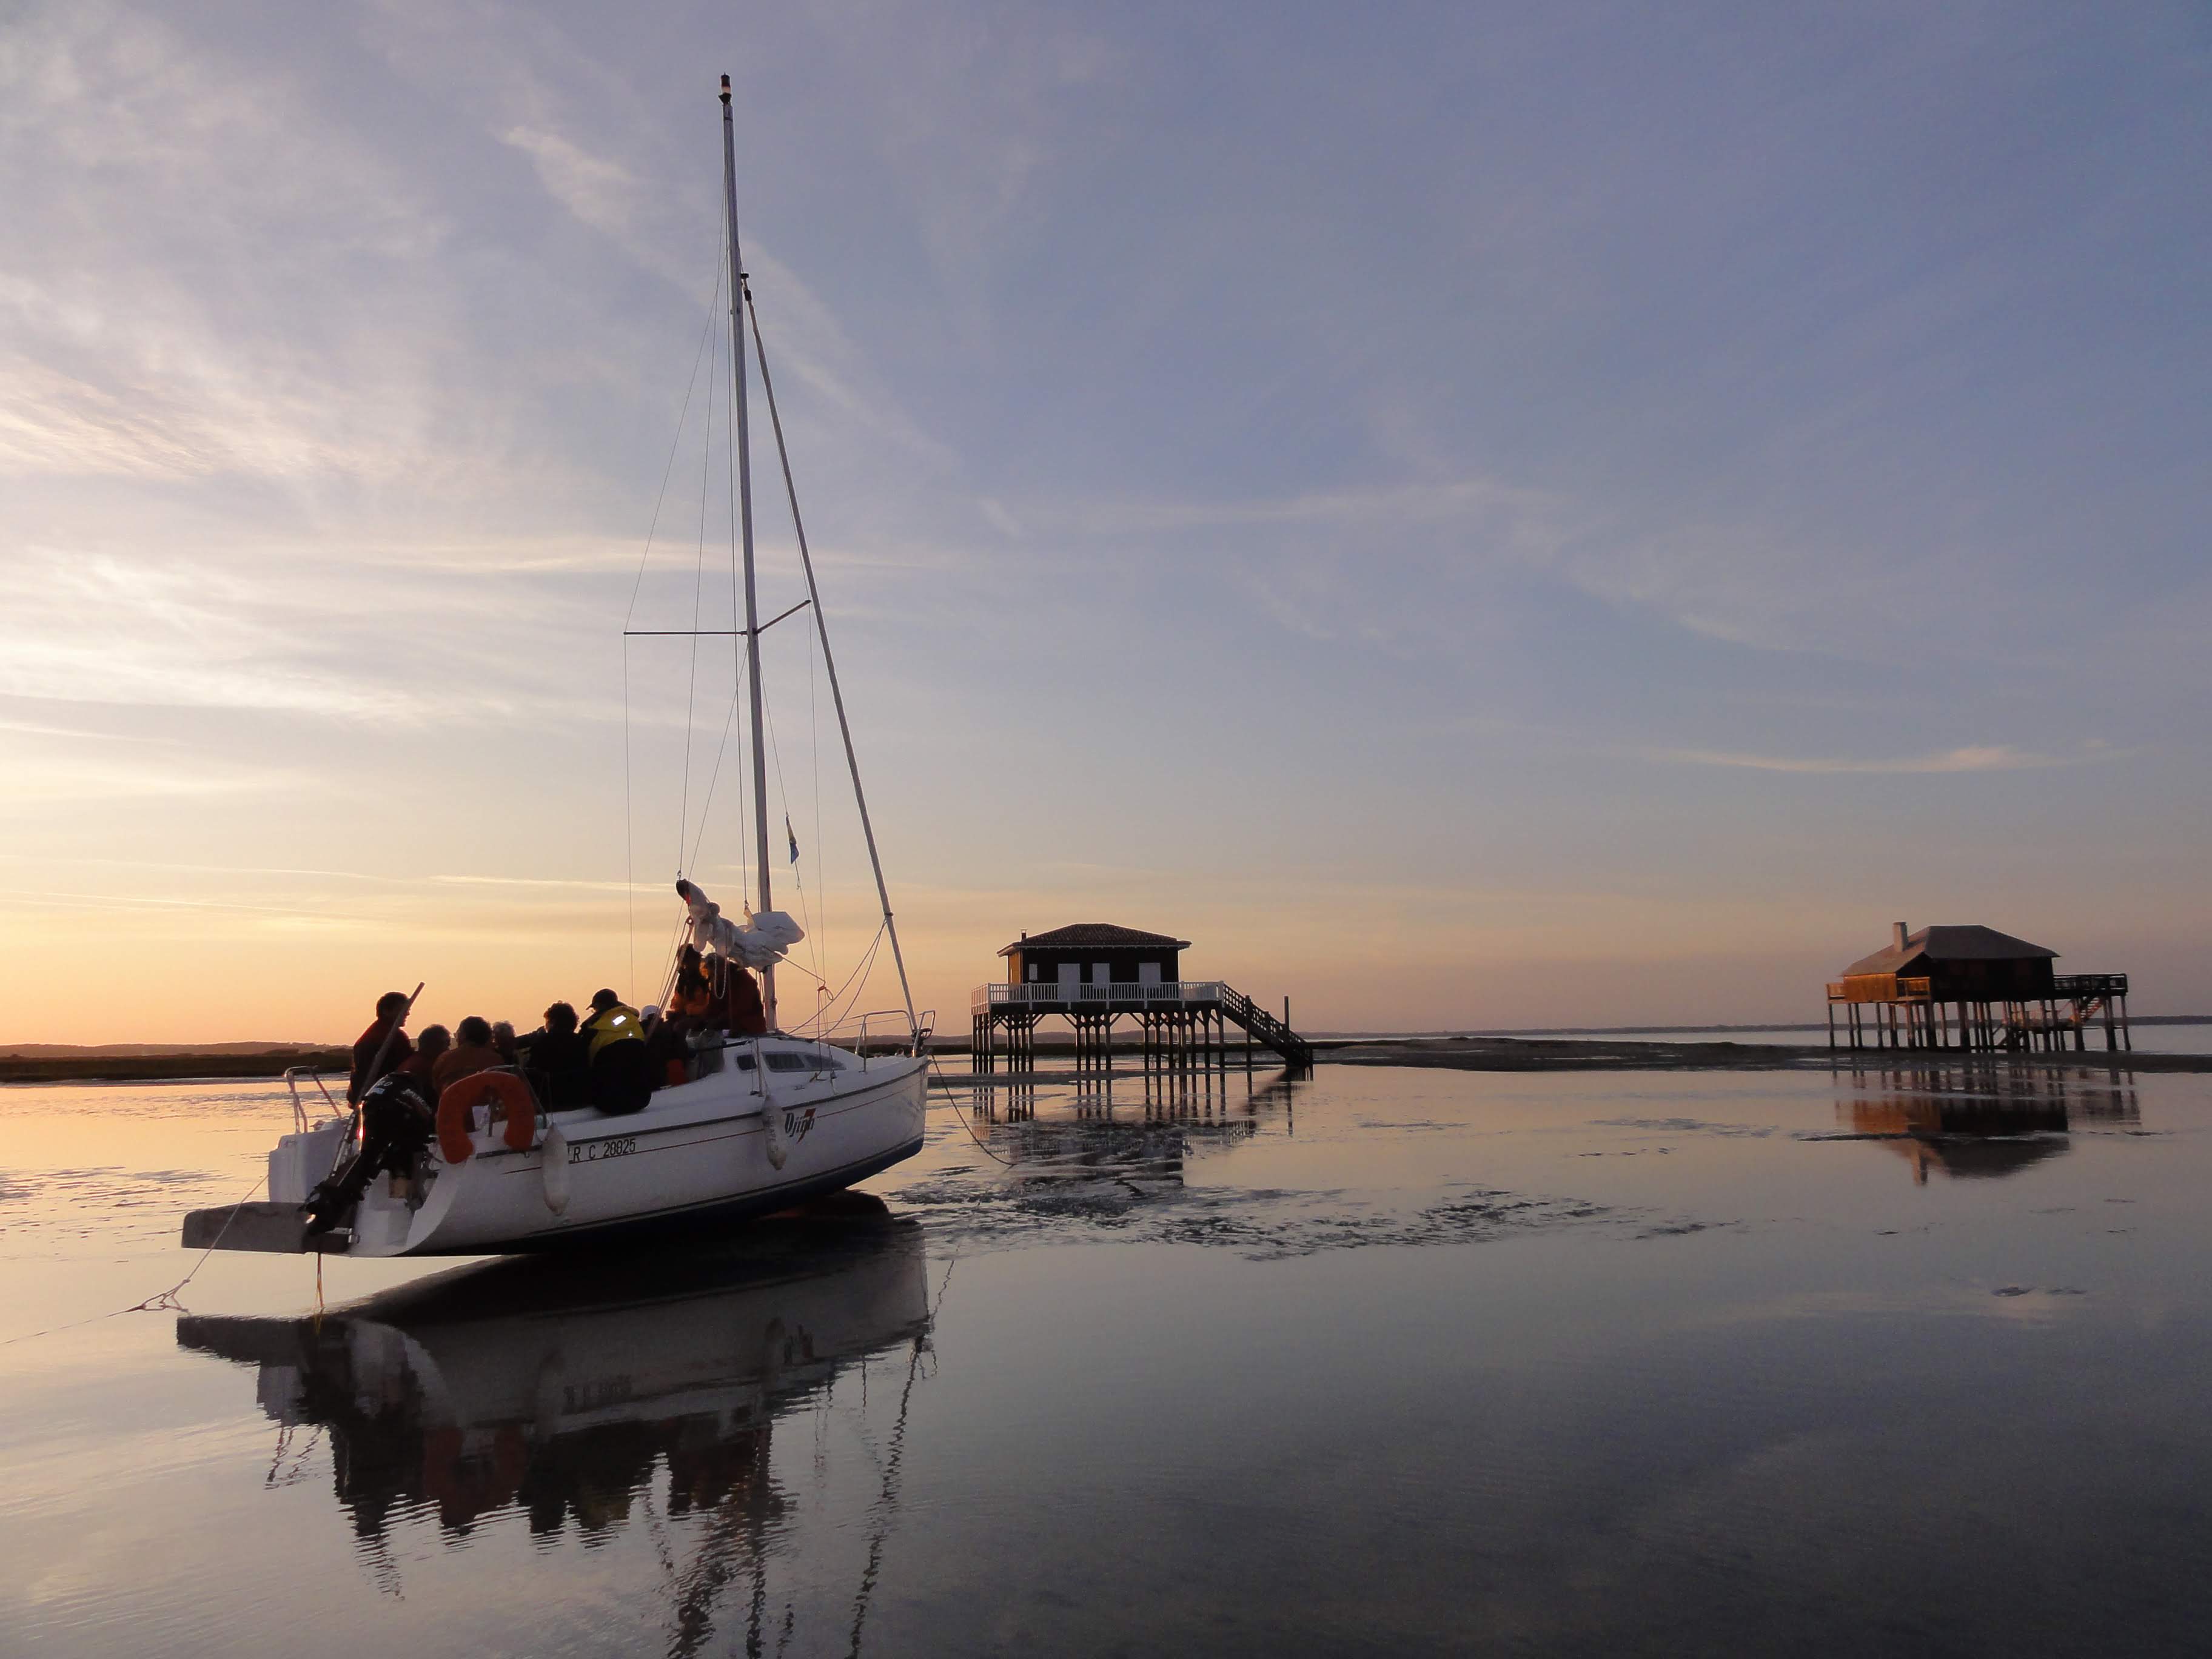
1027, 964, 1038, 981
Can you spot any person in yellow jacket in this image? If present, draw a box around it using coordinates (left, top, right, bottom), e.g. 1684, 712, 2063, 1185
580, 988, 652, 1114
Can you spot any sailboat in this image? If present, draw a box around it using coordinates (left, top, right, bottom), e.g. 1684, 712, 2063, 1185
181, 76, 930, 1258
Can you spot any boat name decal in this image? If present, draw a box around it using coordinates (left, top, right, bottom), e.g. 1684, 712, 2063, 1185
782, 1107, 816, 1144
569, 1136, 638, 1164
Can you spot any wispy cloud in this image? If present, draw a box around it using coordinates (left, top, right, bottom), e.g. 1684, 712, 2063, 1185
0, 715, 172, 744
1037, 477, 1559, 541
0, 852, 405, 883
0, 10, 447, 484
0, 886, 371, 924
1651, 745, 2080, 775
0, 550, 424, 719
0, 752, 301, 806
430, 874, 652, 893
0, 851, 665, 894
501, 125, 637, 238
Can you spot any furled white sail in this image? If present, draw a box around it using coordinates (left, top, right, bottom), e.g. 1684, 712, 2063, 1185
675, 877, 803, 968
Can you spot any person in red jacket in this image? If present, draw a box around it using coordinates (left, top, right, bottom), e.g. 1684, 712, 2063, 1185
349, 991, 415, 1103
708, 953, 768, 1036
432, 1016, 504, 1090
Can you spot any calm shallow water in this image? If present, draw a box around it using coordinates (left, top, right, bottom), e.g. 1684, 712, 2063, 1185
1444, 1021, 2211, 1053
6, 1061, 2212, 1657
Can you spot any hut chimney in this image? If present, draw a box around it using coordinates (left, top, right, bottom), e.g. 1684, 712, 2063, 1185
1892, 921, 1908, 951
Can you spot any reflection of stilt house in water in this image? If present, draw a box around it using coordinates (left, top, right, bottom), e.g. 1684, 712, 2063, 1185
1840, 1062, 2140, 1184
971, 923, 1311, 1072
1826, 923, 2131, 1053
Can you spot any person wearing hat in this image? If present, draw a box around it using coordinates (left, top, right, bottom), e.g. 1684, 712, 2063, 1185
579, 989, 652, 1114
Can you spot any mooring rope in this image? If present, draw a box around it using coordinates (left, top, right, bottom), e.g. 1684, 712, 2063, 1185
925, 1053, 1017, 1168
0, 1167, 268, 1346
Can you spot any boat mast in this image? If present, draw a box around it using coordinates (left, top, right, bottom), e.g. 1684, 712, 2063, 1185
720, 73, 777, 1031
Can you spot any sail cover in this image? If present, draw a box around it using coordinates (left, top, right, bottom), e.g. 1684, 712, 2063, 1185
675, 879, 803, 969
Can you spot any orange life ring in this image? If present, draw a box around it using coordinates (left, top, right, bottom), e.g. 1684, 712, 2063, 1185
436, 1070, 538, 1163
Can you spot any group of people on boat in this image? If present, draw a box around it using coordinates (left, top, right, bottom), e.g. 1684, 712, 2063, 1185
304, 948, 767, 1234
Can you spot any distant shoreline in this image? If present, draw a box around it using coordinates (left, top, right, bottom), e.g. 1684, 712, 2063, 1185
0, 1048, 349, 1085
7, 1025, 2209, 1086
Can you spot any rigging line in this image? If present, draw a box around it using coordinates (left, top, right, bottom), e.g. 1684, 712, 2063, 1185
808, 571, 828, 993
677, 284, 720, 874
624, 642, 636, 999
763, 923, 876, 1047
743, 286, 917, 1036
769, 950, 838, 991
757, 681, 823, 990
664, 896, 691, 982
789, 922, 884, 1036
813, 939, 886, 1039
683, 651, 748, 878
726, 263, 752, 918
623, 254, 726, 632
739, 236, 756, 898
682, 695, 740, 879
743, 301, 815, 984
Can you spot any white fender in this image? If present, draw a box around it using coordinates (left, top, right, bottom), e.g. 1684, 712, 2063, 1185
540, 1125, 571, 1213
762, 1104, 789, 1170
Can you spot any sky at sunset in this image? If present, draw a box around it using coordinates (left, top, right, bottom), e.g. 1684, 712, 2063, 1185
4, 1, 2210, 1045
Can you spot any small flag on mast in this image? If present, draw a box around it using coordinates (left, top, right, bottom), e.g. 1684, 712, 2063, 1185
785, 814, 800, 865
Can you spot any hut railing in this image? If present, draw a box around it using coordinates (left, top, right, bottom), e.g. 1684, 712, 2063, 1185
1829, 974, 2122, 1005
2054, 973, 2128, 999
1826, 976, 1932, 1003
973, 980, 1225, 1012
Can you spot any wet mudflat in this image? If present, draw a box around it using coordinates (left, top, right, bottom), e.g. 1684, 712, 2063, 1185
5, 1061, 2212, 1657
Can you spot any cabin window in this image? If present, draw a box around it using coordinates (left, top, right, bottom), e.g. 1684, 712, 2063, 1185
1027, 964, 1038, 981
1138, 962, 1161, 986
763, 1051, 830, 1072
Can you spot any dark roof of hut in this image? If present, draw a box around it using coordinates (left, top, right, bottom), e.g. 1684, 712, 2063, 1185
1843, 925, 2059, 977
998, 923, 1191, 957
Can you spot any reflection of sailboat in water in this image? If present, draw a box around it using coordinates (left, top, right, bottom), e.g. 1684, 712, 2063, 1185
1840, 1064, 2141, 1184
178, 1202, 931, 1640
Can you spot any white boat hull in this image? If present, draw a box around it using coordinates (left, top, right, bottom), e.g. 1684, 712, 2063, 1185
343, 1042, 927, 1257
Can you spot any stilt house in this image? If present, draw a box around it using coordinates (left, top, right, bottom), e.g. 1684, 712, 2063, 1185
1826, 922, 2130, 1053
973, 922, 1310, 1072
1000, 924, 1188, 992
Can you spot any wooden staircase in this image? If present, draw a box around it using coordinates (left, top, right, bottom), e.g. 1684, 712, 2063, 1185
1219, 984, 1313, 1068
